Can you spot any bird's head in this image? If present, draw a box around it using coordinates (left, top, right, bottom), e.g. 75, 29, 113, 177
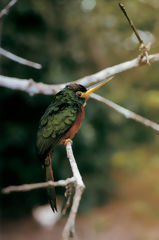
65, 77, 112, 105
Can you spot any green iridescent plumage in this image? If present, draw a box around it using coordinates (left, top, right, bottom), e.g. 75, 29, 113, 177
36, 84, 86, 160
36, 84, 87, 211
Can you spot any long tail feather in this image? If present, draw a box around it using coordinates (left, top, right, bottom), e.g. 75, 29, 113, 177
44, 153, 57, 212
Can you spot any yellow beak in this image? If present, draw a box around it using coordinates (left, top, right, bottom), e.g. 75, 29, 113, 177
82, 77, 113, 98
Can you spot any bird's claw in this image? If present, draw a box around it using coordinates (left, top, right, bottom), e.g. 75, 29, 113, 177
64, 138, 73, 146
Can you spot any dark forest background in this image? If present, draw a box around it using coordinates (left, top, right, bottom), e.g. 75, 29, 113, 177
0, 0, 159, 221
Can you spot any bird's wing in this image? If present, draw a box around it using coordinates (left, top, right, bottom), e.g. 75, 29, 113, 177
36, 105, 78, 159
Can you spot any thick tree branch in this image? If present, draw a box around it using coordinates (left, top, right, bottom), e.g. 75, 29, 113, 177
0, 53, 159, 133
75, 53, 159, 87
0, 47, 42, 69
0, 75, 65, 95
0, 53, 159, 95
0, 0, 17, 19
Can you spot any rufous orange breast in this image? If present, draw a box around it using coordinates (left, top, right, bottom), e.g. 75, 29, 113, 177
59, 106, 85, 145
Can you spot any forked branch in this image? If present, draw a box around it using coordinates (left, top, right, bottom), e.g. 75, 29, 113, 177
1, 142, 85, 240
0, 53, 159, 95
62, 141, 85, 240
1, 177, 76, 194
0, 53, 159, 132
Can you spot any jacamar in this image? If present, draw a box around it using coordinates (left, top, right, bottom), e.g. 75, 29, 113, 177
36, 79, 110, 212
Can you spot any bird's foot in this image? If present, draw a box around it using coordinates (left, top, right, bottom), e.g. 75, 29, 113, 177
64, 138, 73, 146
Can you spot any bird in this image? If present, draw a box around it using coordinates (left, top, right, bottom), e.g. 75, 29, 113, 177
36, 79, 111, 212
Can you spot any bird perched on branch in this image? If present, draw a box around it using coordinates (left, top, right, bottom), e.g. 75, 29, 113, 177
36, 79, 112, 212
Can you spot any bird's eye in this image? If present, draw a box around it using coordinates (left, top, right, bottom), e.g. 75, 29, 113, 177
76, 91, 82, 97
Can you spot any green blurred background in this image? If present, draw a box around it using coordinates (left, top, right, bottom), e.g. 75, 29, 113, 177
0, 0, 159, 223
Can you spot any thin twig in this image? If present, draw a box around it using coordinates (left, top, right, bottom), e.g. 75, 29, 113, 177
119, 2, 150, 65
0, 47, 42, 69
1, 177, 76, 194
91, 93, 159, 132
62, 141, 85, 240
0, 0, 17, 19
119, 2, 143, 44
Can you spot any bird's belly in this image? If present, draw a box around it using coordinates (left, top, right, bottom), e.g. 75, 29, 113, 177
59, 106, 85, 145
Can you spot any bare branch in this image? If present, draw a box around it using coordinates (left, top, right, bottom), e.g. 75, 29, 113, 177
0, 75, 65, 95
1, 177, 76, 194
0, 47, 42, 69
91, 93, 159, 132
1, 141, 85, 240
0, 0, 17, 19
119, 2, 150, 65
75, 53, 159, 87
0, 53, 159, 133
0, 53, 159, 95
62, 141, 85, 240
